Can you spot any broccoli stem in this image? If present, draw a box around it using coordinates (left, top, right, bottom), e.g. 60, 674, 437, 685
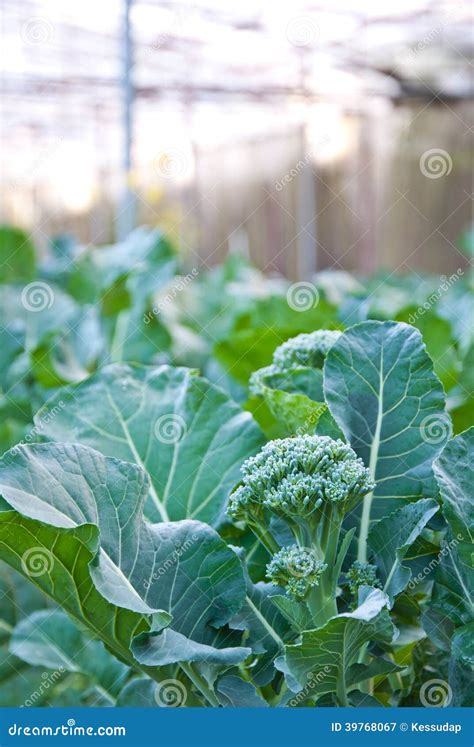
248, 520, 280, 554
358, 355, 383, 563
306, 508, 341, 628
357, 489, 374, 563
306, 582, 337, 628
336, 678, 350, 707
319, 504, 343, 603
179, 662, 220, 707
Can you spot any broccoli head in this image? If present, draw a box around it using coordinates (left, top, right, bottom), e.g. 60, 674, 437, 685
227, 435, 374, 523
272, 330, 342, 371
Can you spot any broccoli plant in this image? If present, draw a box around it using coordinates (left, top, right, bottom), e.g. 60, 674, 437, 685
229, 435, 374, 628
227, 434, 409, 705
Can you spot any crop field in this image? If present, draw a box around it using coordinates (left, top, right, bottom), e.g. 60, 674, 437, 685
0, 224, 472, 710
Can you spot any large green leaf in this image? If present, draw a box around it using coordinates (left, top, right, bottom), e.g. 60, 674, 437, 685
0, 511, 145, 666
279, 587, 395, 704
368, 499, 439, 603
324, 321, 449, 562
10, 610, 129, 703
433, 428, 473, 545
431, 429, 474, 627
0, 442, 249, 667
36, 364, 264, 525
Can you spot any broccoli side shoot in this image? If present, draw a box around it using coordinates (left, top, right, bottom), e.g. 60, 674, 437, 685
272, 330, 342, 371
266, 546, 327, 600
249, 329, 341, 396
346, 560, 381, 595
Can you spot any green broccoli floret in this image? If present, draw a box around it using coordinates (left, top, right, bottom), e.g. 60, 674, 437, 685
227, 435, 374, 523
266, 546, 327, 600
249, 329, 341, 397
346, 561, 381, 595
272, 330, 342, 371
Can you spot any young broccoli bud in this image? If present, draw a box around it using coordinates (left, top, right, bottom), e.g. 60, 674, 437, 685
249, 330, 341, 398
346, 560, 381, 595
272, 330, 342, 371
266, 546, 327, 600
228, 435, 374, 523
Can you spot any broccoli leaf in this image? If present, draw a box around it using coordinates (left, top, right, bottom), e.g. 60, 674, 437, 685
35, 364, 265, 525
253, 369, 326, 437
0, 512, 146, 667
10, 610, 128, 703
433, 427, 473, 544
368, 499, 439, 603
216, 675, 269, 707
278, 587, 395, 704
449, 623, 474, 706
324, 321, 449, 562
430, 428, 474, 627
229, 572, 290, 686
0, 442, 249, 667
